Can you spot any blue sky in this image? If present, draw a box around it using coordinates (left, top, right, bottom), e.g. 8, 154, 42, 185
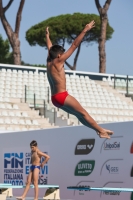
0, 0, 133, 76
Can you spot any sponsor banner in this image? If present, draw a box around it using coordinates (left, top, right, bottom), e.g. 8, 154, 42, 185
100, 182, 125, 200
100, 159, 123, 176
0, 122, 133, 199
74, 160, 95, 176
131, 192, 133, 200
72, 181, 98, 200
3, 147, 49, 185
104, 142, 120, 150
100, 136, 123, 153
72, 181, 131, 200
75, 139, 95, 155
106, 164, 119, 174
130, 166, 133, 177
130, 142, 133, 154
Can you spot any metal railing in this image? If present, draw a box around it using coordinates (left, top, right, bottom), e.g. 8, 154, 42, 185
24, 85, 79, 126
24, 85, 56, 125
113, 74, 133, 97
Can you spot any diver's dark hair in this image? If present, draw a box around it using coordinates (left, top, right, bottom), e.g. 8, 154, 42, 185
30, 140, 37, 147
49, 44, 65, 59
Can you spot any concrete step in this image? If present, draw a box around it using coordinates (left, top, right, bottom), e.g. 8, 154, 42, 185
96, 80, 133, 104
0, 124, 40, 129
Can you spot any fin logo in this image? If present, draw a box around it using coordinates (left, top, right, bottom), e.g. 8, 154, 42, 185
106, 164, 110, 173
4, 153, 23, 168
75, 139, 95, 155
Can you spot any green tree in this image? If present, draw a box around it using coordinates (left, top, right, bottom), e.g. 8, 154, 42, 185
0, 34, 45, 67
0, 0, 25, 65
95, 0, 112, 73
21, 61, 46, 68
26, 13, 114, 71
0, 34, 13, 64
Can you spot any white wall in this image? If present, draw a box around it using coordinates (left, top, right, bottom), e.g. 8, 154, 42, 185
0, 121, 133, 200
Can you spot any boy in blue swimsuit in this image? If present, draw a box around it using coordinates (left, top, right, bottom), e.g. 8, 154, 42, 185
16, 140, 50, 200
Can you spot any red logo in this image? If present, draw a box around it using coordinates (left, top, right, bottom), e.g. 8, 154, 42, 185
130, 142, 133, 154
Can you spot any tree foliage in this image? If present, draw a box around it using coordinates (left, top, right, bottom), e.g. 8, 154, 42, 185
21, 61, 46, 68
0, 34, 45, 67
0, 34, 13, 64
26, 13, 114, 70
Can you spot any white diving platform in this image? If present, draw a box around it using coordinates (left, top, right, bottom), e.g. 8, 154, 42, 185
0, 184, 59, 189
0, 184, 60, 200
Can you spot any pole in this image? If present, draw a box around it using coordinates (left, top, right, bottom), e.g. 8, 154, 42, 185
47, 87, 49, 103
54, 108, 56, 125
25, 85, 27, 103
44, 100, 46, 118
34, 93, 36, 109
114, 74, 116, 89
126, 75, 129, 95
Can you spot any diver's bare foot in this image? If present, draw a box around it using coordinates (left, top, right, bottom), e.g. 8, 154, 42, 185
97, 129, 113, 139
16, 197, 25, 200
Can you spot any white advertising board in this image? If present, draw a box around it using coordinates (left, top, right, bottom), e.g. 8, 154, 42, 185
0, 121, 133, 200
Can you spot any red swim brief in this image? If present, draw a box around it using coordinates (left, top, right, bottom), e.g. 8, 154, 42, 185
51, 91, 68, 108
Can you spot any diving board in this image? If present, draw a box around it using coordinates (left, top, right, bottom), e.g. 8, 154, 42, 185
0, 184, 12, 186
0, 184, 59, 189
0, 185, 32, 189
0, 184, 60, 200
32, 184, 59, 188
67, 186, 133, 192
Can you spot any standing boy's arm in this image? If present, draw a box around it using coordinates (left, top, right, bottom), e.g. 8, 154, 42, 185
46, 27, 52, 51
38, 151, 50, 167
59, 20, 95, 63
